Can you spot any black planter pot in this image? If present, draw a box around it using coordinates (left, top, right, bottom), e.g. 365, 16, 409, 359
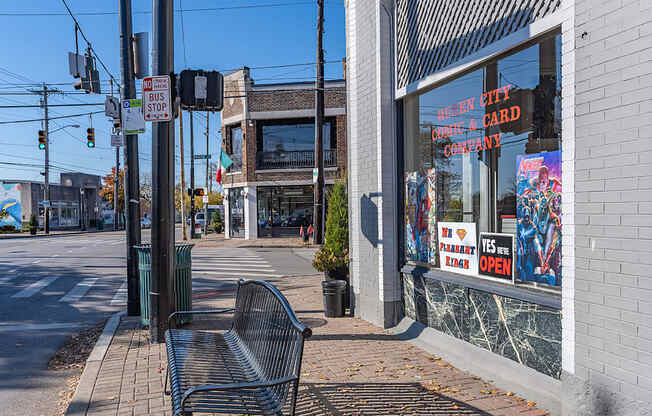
29, 227, 36, 235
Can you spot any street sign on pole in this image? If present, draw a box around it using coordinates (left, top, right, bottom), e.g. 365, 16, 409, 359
111, 134, 125, 147
142, 75, 172, 122
122, 99, 145, 134
105, 96, 120, 118
202, 195, 209, 203
193, 154, 211, 160
313, 168, 318, 184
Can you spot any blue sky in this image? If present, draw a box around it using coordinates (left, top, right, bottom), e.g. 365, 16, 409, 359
0, 0, 346, 187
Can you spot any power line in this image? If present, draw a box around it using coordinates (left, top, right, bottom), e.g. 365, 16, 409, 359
0, 103, 103, 109
0, 110, 103, 125
0, 2, 343, 16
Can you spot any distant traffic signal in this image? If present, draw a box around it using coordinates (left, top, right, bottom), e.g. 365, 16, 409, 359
38, 130, 47, 150
193, 188, 205, 197
87, 128, 95, 148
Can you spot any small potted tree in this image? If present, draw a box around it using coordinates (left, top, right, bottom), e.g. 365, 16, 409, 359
313, 180, 350, 315
29, 213, 38, 235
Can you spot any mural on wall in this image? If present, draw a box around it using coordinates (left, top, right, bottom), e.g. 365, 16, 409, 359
516, 150, 562, 286
0, 183, 22, 230
405, 170, 437, 265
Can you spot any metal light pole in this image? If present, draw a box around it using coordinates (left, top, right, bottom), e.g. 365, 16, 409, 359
150, 0, 174, 343
119, 0, 142, 317
204, 112, 209, 235
190, 110, 196, 238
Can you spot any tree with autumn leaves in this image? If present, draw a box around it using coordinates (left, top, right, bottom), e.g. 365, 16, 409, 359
99, 167, 125, 212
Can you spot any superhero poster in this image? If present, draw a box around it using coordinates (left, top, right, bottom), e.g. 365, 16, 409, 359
516, 150, 562, 286
405, 170, 437, 265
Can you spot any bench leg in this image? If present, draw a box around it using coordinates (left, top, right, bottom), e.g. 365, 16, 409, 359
164, 367, 170, 396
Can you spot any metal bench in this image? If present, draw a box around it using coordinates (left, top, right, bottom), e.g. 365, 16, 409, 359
165, 279, 312, 416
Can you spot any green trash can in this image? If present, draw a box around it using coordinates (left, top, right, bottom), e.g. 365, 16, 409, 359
135, 243, 194, 326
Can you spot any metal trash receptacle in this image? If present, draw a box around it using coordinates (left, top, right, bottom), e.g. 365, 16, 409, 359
321, 280, 347, 318
135, 243, 194, 326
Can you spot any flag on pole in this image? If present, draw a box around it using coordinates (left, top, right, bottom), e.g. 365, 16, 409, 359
215, 150, 233, 187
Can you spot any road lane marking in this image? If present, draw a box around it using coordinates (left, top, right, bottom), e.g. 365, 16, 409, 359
12, 276, 58, 298
192, 262, 273, 268
195, 271, 283, 278
32, 260, 41, 264
111, 282, 127, 305
110, 241, 122, 245
0, 322, 85, 332
59, 278, 99, 303
192, 266, 276, 273
52, 254, 60, 257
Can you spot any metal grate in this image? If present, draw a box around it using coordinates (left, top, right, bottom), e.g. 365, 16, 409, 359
396, 0, 561, 89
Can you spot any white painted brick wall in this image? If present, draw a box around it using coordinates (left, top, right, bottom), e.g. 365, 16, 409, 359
574, 0, 652, 405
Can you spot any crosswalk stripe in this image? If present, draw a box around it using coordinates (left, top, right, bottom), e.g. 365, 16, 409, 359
59, 278, 99, 303
196, 271, 283, 278
192, 261, 272, 267
192, 260, 271, 266
192, 262, 273, 267
111, 282, 127, 305
12, 276, 58, 298
193, 266, 276, 273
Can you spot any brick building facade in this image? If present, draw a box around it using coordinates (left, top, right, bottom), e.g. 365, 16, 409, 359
219, 68, 346, 239
346, 0, 652, 415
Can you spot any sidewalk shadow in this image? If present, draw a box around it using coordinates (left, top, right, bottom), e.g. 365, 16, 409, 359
291, 382, 492, 415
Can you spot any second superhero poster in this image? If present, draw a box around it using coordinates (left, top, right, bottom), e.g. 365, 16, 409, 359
516, 150, 562, 287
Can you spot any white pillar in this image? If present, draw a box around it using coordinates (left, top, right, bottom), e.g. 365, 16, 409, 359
243, 186, 257, 240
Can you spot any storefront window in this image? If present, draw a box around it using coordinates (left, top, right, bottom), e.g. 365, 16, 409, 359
228, 126, 243, 173
257, 185, 314, 237
403, 34, 562, 288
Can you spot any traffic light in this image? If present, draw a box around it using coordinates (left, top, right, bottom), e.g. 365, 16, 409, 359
87, 128, 95, 148
193, 188, 205, 197
38, 130, 46, 150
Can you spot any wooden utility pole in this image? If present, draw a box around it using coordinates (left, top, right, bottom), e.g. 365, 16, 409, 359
313, 0, 325, 244
205, 112, 209, 235
179, 102, 187, 240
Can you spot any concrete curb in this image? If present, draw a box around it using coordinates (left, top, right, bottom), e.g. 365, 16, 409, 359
65, 311, 126, 416
0, 230, 118, 240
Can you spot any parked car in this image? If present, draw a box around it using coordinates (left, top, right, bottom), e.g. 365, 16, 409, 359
140, 217, 152, 229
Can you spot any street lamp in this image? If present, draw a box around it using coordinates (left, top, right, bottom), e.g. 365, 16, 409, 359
43, 124, 80, 234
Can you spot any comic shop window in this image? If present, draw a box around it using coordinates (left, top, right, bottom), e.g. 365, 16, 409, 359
403, 33, 562, 288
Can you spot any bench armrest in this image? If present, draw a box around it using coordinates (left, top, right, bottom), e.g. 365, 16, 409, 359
167, 308, 235, 329
180, 375, 298, 408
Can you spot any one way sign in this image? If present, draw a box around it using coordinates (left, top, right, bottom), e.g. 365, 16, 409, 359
143, 75, 172, 122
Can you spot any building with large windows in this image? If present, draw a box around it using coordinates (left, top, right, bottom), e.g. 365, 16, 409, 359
346, 0, 652, 414
220, 68, 347, 239
1, 172, 101, 230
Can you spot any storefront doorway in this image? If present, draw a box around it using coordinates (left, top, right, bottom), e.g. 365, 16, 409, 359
228, 188, 245, 238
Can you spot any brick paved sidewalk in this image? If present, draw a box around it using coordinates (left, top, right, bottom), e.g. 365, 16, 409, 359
81, 274, 549, 416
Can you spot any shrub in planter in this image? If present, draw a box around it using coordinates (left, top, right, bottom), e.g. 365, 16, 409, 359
29, 214, 38, 235
211, 210, 224, 233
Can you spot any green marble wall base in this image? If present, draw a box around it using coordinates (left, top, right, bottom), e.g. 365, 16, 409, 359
402, 271, 562, 379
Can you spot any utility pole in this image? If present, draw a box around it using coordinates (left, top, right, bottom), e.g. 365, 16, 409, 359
114, 147, 120, 230
313, 0, 325, 245
42, 83, 51, 235
150, 0, 174, 343
179, 102, 187, 240
119, 0, 141, 317
190, 110, 196, 238
204, 112, 209, 235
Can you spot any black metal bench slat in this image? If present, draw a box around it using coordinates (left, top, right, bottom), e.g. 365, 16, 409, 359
165, 279, 311, 416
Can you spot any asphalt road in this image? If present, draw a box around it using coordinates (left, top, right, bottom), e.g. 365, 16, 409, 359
0, 231, 317, 416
